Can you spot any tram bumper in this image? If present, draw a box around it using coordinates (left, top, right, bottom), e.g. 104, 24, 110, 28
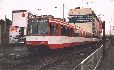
26, 41, 48, 46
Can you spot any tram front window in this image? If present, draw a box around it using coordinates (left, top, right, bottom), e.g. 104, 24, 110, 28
28, 19, 48, 36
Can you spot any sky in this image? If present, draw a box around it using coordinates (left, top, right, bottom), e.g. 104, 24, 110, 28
0, 0, 114, 34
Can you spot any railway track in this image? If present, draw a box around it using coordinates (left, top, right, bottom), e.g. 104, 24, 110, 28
0, 43, 102, 70
38, 44, 100, 70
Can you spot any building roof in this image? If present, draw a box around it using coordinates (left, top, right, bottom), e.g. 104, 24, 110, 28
12, 10, 27, 13
69, 7, 93, 15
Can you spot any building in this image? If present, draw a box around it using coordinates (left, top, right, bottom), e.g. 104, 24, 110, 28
68, 7, 101, 35
0, 19, 11, 46
10, 10, 28, 43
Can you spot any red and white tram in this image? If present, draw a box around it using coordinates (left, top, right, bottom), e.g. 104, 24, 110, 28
25, 17, 100, 51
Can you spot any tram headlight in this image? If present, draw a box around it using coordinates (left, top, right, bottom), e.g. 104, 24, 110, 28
27, 42, 31, 44
40, 42, 44, 44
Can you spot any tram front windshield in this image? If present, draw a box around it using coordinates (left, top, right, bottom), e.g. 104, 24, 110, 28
28, 19, 48, 36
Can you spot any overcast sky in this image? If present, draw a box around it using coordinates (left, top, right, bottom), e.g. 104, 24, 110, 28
0, 0, 114, 34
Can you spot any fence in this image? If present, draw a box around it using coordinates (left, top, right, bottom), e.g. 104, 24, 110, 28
73, 41, 110, 70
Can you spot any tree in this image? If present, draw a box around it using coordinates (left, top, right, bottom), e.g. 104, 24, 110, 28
6, 18, 12, 25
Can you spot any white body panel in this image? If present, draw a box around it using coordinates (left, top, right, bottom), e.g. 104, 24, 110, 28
85, 38, 92, 41
26, 36, 84, 44
92, 38, 98, 41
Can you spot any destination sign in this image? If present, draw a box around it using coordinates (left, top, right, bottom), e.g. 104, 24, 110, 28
37, 19, 48, 23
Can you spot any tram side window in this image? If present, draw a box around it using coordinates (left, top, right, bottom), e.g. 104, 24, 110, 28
37, 24, 39, 34
61, 26, 66, 36
72, 29, 74, 36
71, 28, 73, 36
77, 33, 80, 37
73, 33, 79, 37
65, 27, 67, 36
71, 28, 74, 36
61, 26, 63, 35
30, 25, 32, 34
50, 24, 54, 35
55, 24, 59, 34
32, 23, 37, 34
27, 24, 32, 35
73, 29, 80, 37
65, 27, 68, 36
67, 28, 70, 36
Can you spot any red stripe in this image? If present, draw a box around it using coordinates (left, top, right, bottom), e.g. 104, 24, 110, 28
26, 41, 48, 46
26, 41, 81, 49
71, 42, 80, 46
